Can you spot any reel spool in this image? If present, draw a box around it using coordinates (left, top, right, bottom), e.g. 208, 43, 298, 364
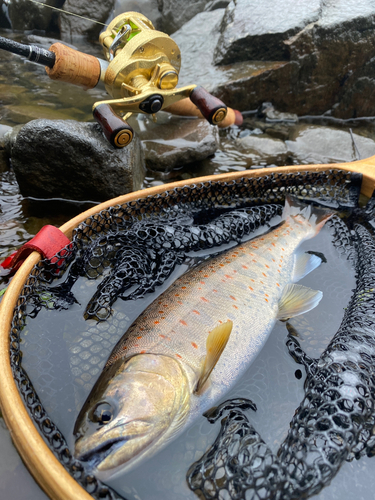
92, 12, 231, 148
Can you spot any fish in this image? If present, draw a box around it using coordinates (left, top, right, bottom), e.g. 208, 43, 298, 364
187, 222, 375, 500
73, 198, 331, 479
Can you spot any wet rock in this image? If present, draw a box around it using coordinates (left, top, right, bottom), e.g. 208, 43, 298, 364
174, 3, 375, 119
11, 119, 145, 201
7, 0, 63, 32
286, 125, 375, 164
129, 112, 219, 172
59, 0, 115, 40
204, 0, 230, 11
235, 133, 289, 166
258, 102, 298, 123
0, 1, 11, 28
214, 0, 321, 64
0, 124, 11, 172
159, 0, 210, 34
112, 0, 162, 30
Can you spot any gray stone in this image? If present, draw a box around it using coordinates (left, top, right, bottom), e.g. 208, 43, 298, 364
204, 0, 230, 11
129, 112, 219, 172
0, 1, 11, 28
235, 133, 289, 165
0, 124, 11, 172
59, 0, 115, 40
7, 0, 62, 32
174, 2, 375, 119
286, 125, 375, 164
214, 0, 321, 64
11, 119, 145, 201
158, 0, 210, 34
259, 102, 298, 123
112, 0, 162, 30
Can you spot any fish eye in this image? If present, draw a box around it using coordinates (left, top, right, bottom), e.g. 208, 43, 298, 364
90, 402, 114, 426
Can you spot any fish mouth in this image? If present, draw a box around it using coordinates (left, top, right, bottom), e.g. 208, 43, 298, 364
76, 436, 126, 466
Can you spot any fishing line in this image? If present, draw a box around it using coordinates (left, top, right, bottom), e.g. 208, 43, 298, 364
5, 0, 108, 27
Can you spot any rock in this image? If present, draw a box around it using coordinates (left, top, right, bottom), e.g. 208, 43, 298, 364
112, 0, 163, 30
174, 2, 375, 119
214, 0, 321, 64
129, 112, 219, 172
11, 119, 145, 201
7, 0, 62, 32
159, 0, 210, 34
59, 0, 115, 40
0, 124, 11, 172
286, 125, 375, 164
235, 133, 289, 166
0, 1, 11, 28
258, 102, 298, 123
204, 0, 230, 11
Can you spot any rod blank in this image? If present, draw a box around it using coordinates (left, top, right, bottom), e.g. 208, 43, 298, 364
0, 35, 55, 68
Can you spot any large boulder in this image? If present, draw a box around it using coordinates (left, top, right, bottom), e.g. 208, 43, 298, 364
112, 0, 163, 31
129, 112, 219, 172
10, 119, 145, 201
59, 0, 115, 40
7, 0, 63, 32
158, 0, 210, 34
174, 1, 375, 119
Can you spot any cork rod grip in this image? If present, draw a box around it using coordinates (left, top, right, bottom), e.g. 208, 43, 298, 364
46, 43, 101, 89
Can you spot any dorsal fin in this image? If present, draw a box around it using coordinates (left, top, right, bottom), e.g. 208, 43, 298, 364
195, 320, 233, 394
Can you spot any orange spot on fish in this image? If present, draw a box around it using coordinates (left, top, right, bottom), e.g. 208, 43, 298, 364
249, 286, 254, 291
225, 275, 232, 279
175, 354, 182, 359
137, 336, 142, 339
272, 243, 276, 247
201, 297, 209, 302
177, 301, 183, 305
160, 334, 166, 339
220, 263, 225, 267
265, 265, 270, 269
251, 279, 255, 282
282, 248, 285, 251
213, 289, 218, 293
262, 272, 267, 277
265, 298, 269, 302
180, 320, 188, 326
154, 321, 159, 325
200, 281, 205, 285
278, 269, 281, 273
191, 342, 198, 349
140, 328, 145, 331
276, 283, 280, 287
193, 310, 200, 315
265, 293, 269, 297
158, 311, 164, 314
175, 294, 179, 297
233, 305, 238, 309
122, 346, 127, 350
140, 350, 146, 354
182, 286, 187, 290
230, 296, 236, 300
204, 274, 209, 278
260, 281, 264, 284
242, 265, 248, 270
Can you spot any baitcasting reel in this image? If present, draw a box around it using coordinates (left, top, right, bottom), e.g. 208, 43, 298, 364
93, 12, 238, 148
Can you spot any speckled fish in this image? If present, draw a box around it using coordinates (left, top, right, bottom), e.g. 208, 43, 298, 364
74, 198, 331, 479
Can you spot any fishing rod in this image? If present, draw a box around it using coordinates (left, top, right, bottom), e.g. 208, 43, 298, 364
0, 10, 242, 148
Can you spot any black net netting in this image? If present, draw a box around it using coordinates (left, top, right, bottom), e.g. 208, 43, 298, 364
186, 217, 375, 500
6, 169, 364, 500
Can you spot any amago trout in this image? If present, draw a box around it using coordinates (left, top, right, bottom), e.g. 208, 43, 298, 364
74, 199, 331, 479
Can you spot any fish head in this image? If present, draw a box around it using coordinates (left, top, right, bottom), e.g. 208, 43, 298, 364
74, 353, 191, 478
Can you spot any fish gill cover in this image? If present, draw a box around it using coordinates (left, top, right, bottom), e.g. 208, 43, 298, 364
7, 169, 367, 500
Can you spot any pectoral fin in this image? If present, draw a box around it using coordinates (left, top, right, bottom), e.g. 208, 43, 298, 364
277, 284, 322, 321
195, 320, 233, 394
292, 251, 322, 282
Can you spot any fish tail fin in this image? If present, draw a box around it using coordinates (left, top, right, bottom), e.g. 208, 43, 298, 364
283, 195, 333, 235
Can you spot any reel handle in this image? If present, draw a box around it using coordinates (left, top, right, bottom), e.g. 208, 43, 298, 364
93, 104, 134, 148
190, 86, 228, 125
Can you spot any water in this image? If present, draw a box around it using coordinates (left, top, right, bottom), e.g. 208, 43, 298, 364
1, 25, 375, 500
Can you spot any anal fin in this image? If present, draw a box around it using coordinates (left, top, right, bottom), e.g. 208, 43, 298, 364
195, 320, 233, 394
277, 283, 322, 321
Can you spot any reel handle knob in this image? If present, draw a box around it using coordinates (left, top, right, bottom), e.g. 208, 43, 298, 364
190, 86, 228, 125
93, 104, 134, 148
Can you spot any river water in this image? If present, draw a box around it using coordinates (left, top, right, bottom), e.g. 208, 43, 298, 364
1, 27, 375, 500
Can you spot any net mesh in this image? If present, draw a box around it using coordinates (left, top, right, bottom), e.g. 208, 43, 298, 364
7, 169, 362, 499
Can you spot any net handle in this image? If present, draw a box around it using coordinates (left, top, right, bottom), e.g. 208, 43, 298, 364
0, 157, 375, 500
